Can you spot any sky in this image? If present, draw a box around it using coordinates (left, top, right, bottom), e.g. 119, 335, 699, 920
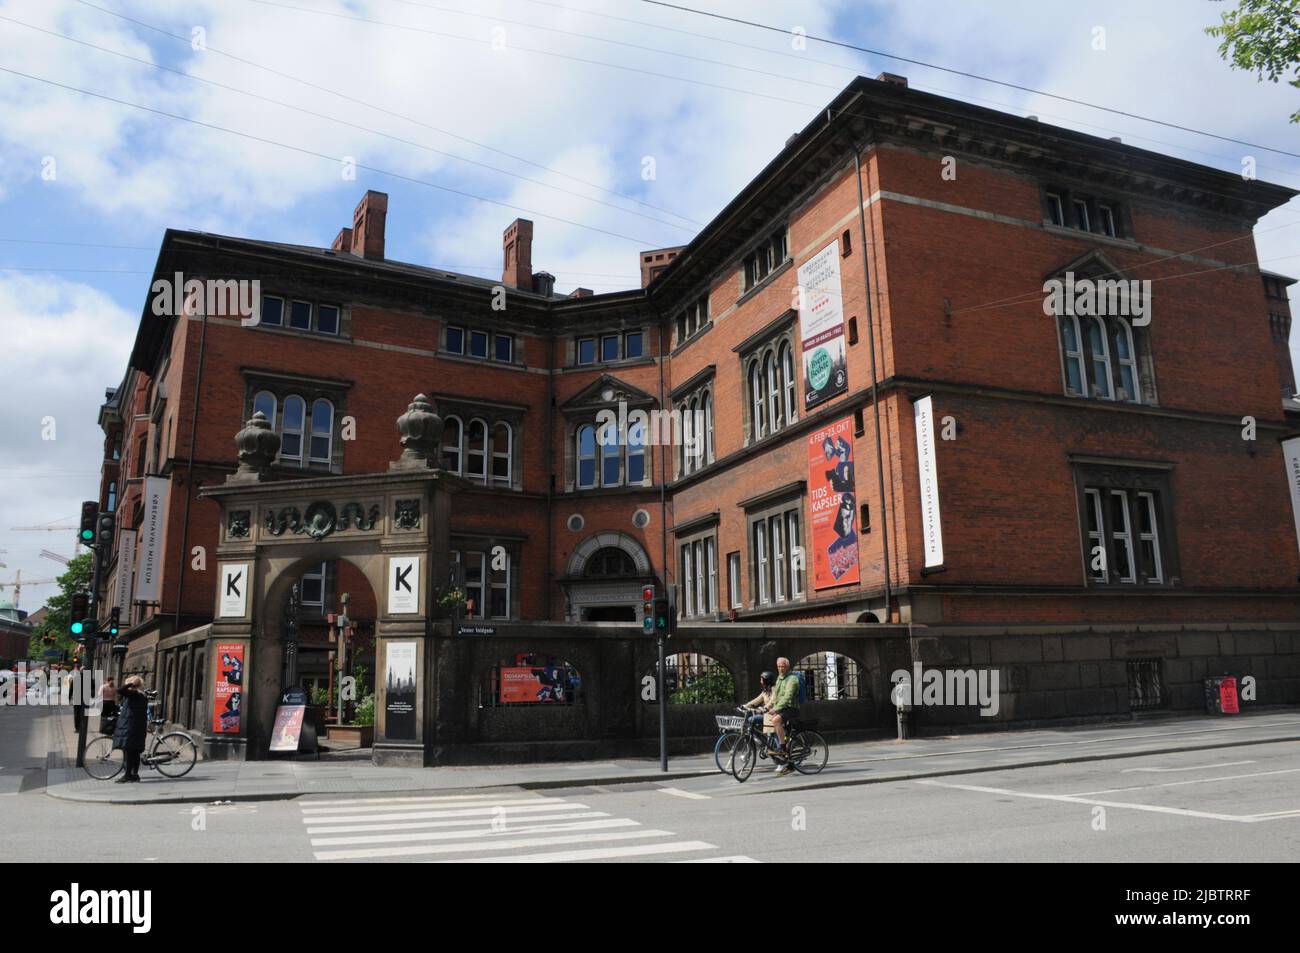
0, 0, 1297, 612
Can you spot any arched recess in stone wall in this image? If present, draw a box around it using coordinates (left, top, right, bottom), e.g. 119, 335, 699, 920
566, 531, 652, 578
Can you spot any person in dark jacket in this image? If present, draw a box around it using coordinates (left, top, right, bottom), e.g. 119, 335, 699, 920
112, 675, 149, 783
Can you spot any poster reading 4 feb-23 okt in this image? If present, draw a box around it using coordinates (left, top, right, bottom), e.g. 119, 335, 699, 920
807, 417, 860, 590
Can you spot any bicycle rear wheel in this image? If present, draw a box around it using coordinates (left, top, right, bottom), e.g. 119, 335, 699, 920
789, 730, 828, 775
84, 737, 123, 780
729, 734, 757, 782
152, 732, 198, 778
714, 732, 740, 773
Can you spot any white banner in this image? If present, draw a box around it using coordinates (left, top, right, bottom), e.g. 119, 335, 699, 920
796, 240, 848, 410
113, 529, 137, 626
913, 396, 945, 568
388, 555, 420, 615
1283, 436, 1300, 557
218, 563, 250, 618
134, 476, 170, 603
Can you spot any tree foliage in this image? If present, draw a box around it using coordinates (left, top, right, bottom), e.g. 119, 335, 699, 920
28, 552, 94, 658
1206, 0, 1300, 122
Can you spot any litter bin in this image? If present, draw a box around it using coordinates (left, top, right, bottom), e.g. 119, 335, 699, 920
1204, 675, 1240, 715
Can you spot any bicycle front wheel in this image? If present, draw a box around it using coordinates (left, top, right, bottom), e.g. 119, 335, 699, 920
83, 737, 123, 780
729, 735, 757, 782
789, 730, 828, 775
151, 732, 198, 778
714, 732, 740, 773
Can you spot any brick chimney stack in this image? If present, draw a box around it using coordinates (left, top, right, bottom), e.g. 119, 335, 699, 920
503, 219, 534, 289
350, 190, 388, 260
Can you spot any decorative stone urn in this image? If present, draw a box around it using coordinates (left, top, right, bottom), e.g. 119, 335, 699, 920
230, 411, 281, 482
391, 394, 444, 470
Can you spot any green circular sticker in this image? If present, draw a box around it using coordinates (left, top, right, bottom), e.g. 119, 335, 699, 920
808, 348, 832, 390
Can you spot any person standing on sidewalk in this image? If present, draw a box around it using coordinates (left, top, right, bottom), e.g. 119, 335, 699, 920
98, 677, 117, 735
112, 676, 148, 783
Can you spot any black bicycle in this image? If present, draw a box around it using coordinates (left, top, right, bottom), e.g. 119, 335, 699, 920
713, 713, 745, 772
726, 706, 828, 782
84, 691, 198, 780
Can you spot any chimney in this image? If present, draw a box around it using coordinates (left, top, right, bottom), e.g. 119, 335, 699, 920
639, 245, 684, 288
570, 287, 594, 298
532, 271, 555, 297
503, 218, 534, 288
331, 227, 353, 252
349, 190, 387, 259
876, 72, 908, 88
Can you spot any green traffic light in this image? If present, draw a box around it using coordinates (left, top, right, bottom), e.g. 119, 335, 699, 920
71, 621, 84, 635
80, 530, 94, 540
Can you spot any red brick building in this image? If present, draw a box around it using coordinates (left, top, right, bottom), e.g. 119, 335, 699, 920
93, 76, 1300, 734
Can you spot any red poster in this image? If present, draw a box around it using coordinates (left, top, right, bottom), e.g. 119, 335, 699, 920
212, 642, 245, 734
499, 665, 566, 703
1220, 677, 1240, 714
807, 417, 860, 590
270, 705, 305, 752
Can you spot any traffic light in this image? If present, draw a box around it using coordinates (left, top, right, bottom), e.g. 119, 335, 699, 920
78, 500, 98, 545
96, 510, 115, 548
642, 585, 655, 633
69, 591, 90, 637
108, 606, 121, 638
653, 597, 672, 636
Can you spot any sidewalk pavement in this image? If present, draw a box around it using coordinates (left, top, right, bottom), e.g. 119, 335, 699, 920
43, 706, 1300, 804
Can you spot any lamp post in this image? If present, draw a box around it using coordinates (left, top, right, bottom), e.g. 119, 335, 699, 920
284, 583, 301, 692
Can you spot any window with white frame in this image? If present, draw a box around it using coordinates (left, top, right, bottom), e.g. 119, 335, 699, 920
674, 296, 709, 347
742, 227, 789, 292
675, 383, 716, 477
250, 386, 340, 470
438, 412, 516, 487
727, 552, 741, 608
1076, 467, 1174, 587
748, 501, 805, 608
451, 545, 514, 619
1058, 313, 1149, 403
1043, 187, 1128, 238
574, 418, 649, 490
744, 334, 798, 443
678, 532, 718, 619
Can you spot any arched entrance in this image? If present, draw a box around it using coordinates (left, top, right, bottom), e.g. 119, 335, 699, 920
563, 532, 653, 622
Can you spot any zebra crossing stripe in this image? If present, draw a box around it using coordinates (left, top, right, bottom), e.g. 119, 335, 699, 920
310, 817, 640, 848
300, 798, 560, 817
448, 841, 720, 863
313, 828, 672, 861
301, 802, 585, 824
305, 811, 608, 835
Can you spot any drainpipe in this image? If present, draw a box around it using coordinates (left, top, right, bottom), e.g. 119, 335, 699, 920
173, 287, 209, 633
854, 145, 893, 622
544, 329, 556, 620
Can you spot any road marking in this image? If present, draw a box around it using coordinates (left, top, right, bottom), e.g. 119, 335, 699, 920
915, 778, 1298, 824
305, 811, 609, 835
301, 803, 579, 824
448, 841, 720, 863
1121, 760, 1255, 774
1067, 767, 1300, 797
675, 855, 761, 863
300, 796, 555, 813
658, 787, 711, 800
310, 817, 641, 847
299, 793, 510, 807
314, 828, 671, 861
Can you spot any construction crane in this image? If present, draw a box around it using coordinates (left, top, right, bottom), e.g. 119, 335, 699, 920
0, 569, 59, 609
10, 523, 82, 555
39, 550, 70, 566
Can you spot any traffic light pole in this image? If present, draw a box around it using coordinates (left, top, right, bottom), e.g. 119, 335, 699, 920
75, 540, 104, 768
657, 631, 667, 772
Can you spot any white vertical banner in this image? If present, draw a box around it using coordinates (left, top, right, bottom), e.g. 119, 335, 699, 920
113, 529, 137, 626
913, 395, 945, 568
1282, 436, 1300, 556
219, 563, 250, 618
134, 476, 170, 603
796, 239, 848, 410
388, 555, 420, 615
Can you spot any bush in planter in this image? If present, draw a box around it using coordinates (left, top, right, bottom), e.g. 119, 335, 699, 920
352, 693, 375, 727
310, 686, 329, 707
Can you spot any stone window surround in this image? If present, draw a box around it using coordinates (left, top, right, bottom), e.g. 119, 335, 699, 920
242, 367, 352, 476
432, 394, 525, 492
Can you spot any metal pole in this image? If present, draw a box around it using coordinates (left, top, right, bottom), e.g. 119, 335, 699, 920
657, 632, 667, 772
75, 542, 104, 768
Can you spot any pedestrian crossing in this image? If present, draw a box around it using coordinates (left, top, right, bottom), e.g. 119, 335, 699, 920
296, 791, 759, 863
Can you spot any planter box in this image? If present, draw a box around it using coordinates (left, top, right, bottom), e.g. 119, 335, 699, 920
326, 724, 374, 747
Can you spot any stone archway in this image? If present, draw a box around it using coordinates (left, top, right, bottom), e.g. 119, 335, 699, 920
563, 532, 654, 622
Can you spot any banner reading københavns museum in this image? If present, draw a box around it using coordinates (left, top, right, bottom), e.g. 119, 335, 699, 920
797, 239, 848, 410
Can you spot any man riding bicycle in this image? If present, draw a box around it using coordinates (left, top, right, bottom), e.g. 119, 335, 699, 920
742, 658, 800, 776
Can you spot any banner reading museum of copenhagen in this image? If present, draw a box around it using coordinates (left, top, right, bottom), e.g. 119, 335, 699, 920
133, 476, 170, 604
807, 416, 860, 590
1283, 436, 1300, 556
112, 529, 137, 628
797, 239, 849, 410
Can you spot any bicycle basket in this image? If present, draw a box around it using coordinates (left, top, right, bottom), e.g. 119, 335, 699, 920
714, 715, 745, 730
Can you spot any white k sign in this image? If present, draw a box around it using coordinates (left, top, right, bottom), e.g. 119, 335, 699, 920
219, 563, 249, 617
388, 556, 420, 615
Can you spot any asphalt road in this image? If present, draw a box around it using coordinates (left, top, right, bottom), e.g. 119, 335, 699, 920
5, 703, 1299, 862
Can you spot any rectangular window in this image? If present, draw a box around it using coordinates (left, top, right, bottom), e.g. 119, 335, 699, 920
786, 510, 803, 598
290, 300, 313, 330
300, 562, 326, 609
1084, 488, 1106, 583
490, 552, 510, 618
1072, 199, 1091, 232
624, 331, 644, 359
446, 326, 465, 354
1081, 481, 1170, 587
470, 331, 489, 359
465, 551, 485, 619
601, 335, 620, 362
1046, 192, 1064, 227
694, 540, 706, 615
755, 522, 769, 605
1099, 205, 1117, 238
706, 538, 717, 615
577, 337, 596, 365
728, 552, 741, 609
770, 514, 785, 604
681, 545, 695, 618
493, 334, 513, 363
317, 305, 340, 335
261, 295, 284, 327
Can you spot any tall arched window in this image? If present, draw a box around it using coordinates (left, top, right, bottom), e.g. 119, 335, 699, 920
281, 396, 305, 461
1059, 315, 1085, 395
309, 399, 333, 464
577, 425, 597, 489
627, 417, 646, 484
601, 427, 621, 486
749, 360, 766, 440
1112, 318, 1141, 403
703, 391, 714, 464
491, 422, 512, 485
765, 353, 780, 431
442, 415, 463, 474
466, 418, 488, 483
681, 397, 695, 475
779, 342, 796, 425
253, 391, 277, 428
1088, 317, 1113, 399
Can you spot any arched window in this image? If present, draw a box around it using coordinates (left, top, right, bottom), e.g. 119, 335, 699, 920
281, 396, 305, 461
601, 426, 621, 486
765, 352, 780, 431
309, 399, 333, 464
779, 341, 796, 425
644, 655, 735, 704
681, 397, 695, 475
577, 425, 597, 489
1059, 315, 1085, 395
1088, 317, 1113, 399
253, 390, 277, 428
703, 390, 715, 464
466, 418, 488, 483
627, 417, 646, 484
583, 547, 637, 577
793, 652, 863, 701
492, 422, 512, 485
441, 415, 462, 473
1112, 318, 1141, 403
749, 360, 766, 440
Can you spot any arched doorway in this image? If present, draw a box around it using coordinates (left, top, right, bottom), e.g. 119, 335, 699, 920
564, 532, 653, 622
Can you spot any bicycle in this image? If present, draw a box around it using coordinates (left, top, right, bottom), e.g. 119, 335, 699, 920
713, 713, 746, 772
726, 706, 829, 783
84, 692, 198, 781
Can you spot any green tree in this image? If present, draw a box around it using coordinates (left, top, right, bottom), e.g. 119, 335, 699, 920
28, 552, 93, 660
1206, 0, 1300, 122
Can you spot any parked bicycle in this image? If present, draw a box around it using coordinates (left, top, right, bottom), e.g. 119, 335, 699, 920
726, 706, 828, 782
84, 691, 198, 780
713, 713, 746, 772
